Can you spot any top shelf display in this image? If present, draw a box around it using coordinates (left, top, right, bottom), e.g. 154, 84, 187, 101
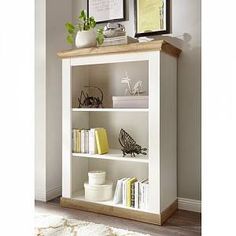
71, 60, 149, 109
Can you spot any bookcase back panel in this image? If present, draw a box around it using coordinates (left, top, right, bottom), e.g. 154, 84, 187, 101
72, 66, 89, 108
72, 158, 88, 193
89, 112, 148, 149
72, 112, 89, 129
72, 61, 149, 108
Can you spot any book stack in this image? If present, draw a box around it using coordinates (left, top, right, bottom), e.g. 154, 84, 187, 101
72, 128, 109, 154
113, 178, 149, 210
101, 36, 138, 47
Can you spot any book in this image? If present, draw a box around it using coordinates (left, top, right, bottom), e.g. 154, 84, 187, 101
84, 130, 89, 153
131, 181, 136, 208
113, 178, 126, 204
139, 179, 147, 210
89, 128, 97, 154
122, 178, 129, 206
81, 129, 89, 153
144, 180, 149, 210
95, 128, 109, 154
134, 181, 139, 209
126, 177, 137, 207
72, 129, 77, 153
101, 36, 138, 47
76, 129, 81, 153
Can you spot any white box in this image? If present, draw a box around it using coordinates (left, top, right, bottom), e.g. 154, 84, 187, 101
88, 171, 106, 185
84, 181, 113, 202
112, 96, 148, 108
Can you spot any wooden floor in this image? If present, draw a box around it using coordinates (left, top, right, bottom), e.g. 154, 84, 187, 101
35, 198, 201, 236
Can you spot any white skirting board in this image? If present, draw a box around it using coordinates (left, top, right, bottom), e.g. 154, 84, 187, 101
35, 187, 47, 202
46, 186, 62, 201
178, 197, 201, 213
35, 186, 62, 202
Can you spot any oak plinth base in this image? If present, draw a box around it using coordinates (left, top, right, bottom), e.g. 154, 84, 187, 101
60, 197, 177, 225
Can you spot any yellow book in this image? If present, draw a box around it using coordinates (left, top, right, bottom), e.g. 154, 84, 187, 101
72, 129, 77, 153
126, 177, 137, 207
95, 128, 109, 154
76, 129, 81, 153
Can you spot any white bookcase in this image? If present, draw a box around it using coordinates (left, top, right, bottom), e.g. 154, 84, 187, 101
58, 40, 181, 225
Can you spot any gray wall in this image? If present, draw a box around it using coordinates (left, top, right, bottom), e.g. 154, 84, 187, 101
35, 0, 72, 201
72, 0, 201, 200
35, 0, 200, 201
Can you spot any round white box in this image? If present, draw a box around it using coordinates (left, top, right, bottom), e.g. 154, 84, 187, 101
84, 181, 113, 202
88, 171, 106, 185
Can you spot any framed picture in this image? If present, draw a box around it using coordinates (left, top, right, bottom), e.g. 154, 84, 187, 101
134, 0, 170, 37
87, 0, 125, 24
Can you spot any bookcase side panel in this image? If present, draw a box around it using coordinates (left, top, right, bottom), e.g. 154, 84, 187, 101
160, 52, 178, 212
148, 52, 161, 214
62, 58, 72, 198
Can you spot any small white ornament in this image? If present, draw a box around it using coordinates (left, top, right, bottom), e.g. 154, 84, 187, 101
121, 72, 144, 96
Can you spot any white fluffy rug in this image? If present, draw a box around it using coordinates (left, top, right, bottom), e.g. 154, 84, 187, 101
35, 215, 150, 236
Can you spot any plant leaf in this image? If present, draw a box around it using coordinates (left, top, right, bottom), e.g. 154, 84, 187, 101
96, 28, 104, 45
66, 35, 74, 45
65, 22, 75, 34
80, 9, 86, 21
89, 17, 96, 28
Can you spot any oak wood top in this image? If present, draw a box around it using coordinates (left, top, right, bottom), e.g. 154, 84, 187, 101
57, 40, 181, 59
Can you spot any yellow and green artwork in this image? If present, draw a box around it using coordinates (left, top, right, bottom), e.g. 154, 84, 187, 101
135, 0, 169, 36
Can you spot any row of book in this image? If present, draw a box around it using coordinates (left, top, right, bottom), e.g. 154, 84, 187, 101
72, 128, 109, 155
113, 178, 149, 210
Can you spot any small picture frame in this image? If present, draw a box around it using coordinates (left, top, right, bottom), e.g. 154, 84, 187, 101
134, 0, 170, 37
87, 0, 125, 24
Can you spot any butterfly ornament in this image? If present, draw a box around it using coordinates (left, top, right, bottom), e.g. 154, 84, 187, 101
118, 129, 148, 157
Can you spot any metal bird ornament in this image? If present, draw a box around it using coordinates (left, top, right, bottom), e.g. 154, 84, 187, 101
118, 129, 147, 157
78, 86, 104, 108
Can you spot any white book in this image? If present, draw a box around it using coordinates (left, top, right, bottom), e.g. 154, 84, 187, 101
81, 130, 86, 153
84, 130, 89, 153
113, 178, 126, 204
122, 178, 129, 206
145, 181, 149, 210
89, 129, 97, 154
139, 179, 147, 210
134, 181, 139, 209
143, 179, 149, 210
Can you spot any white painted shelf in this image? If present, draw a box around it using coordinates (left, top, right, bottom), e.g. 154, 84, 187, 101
72, 190, 152, 213
72, 108, 149, 112
72, 149, 149, 163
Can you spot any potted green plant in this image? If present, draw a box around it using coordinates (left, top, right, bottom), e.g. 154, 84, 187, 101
65, 10, 104, 48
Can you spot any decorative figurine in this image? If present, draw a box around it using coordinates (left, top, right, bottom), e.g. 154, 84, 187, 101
103, 23, 126, 38
78, 86, 104, 108
121, 72, 145, 96
118, 129, 147, 157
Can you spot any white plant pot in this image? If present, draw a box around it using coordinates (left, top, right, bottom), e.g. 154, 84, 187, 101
75, 30, 97, 48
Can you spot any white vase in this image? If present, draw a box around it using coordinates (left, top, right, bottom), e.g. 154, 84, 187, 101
75, 30, 97, 48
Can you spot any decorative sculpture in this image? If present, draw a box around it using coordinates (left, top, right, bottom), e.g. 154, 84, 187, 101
78, 86, 103, 108
104, 23, 126, 38
121, 72, 145, 96
118, 129, 147, 157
